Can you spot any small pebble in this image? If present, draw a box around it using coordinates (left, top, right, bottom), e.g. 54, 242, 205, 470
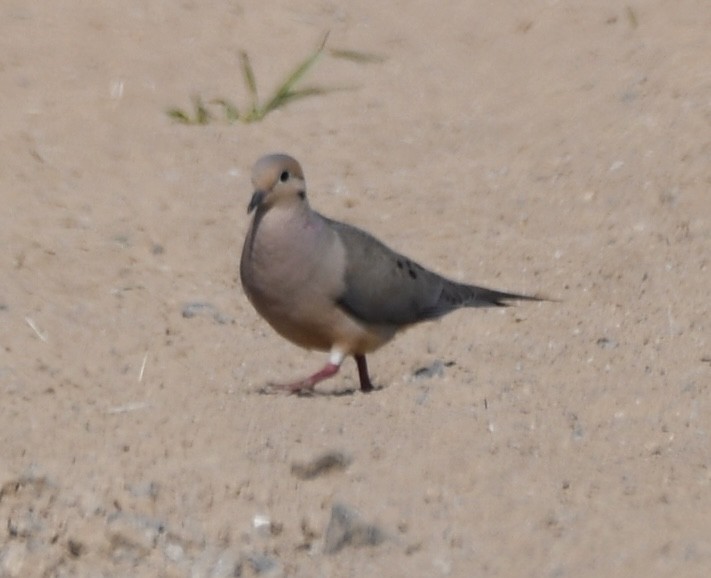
181, 302, 232, 324
323, 503, 386, 554
413, 360, 455, 379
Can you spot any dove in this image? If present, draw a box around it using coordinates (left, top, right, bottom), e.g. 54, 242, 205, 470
240, 153, 541, 394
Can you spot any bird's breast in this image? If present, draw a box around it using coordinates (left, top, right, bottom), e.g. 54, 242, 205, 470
240, 208, 348, 344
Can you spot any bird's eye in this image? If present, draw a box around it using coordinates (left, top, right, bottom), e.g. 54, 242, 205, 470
279, 171, 290, 182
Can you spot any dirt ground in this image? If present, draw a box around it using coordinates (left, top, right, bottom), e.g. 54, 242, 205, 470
1, 1, 710, 576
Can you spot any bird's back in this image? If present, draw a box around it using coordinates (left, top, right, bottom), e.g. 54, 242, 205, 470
328, 217, 538, 327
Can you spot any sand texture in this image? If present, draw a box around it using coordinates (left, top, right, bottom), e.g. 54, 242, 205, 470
1, 1, 710, 576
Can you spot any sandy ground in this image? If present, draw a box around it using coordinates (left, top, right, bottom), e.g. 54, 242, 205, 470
1, 1, 710, 576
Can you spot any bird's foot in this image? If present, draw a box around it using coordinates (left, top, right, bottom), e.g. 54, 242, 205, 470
256, 357, 379, 395
266, 362, 341, 395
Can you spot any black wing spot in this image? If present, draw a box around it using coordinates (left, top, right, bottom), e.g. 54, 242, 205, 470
408, 269, 418, 280
396, 260, 404, 269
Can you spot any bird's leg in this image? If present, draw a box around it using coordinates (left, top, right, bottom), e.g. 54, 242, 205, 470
272, 349, 345, 394
274, 363, 340, 393
354, 354, 374, 393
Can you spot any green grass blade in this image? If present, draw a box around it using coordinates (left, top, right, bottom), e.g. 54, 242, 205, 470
211, 98, 240, 122
240, 51, 258, 109
625, 5, 638, 28
167, 95, 212, 125
190, 94, 211, 124
259, 34, 329, 117
166, 108, 192, 124
277, 85, 351, 106
329, 48, 385, 64
259, 87, 324, 118
244, 86, 352, 123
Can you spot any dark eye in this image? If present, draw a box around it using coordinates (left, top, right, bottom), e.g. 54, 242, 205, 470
279, 171, 290, 182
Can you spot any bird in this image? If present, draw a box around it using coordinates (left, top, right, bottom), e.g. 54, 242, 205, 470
240, 153, 541, 394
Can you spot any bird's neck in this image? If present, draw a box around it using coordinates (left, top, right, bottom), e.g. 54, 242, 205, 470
248, 203, 324, 256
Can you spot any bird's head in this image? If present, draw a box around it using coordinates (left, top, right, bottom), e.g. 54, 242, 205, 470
248, 154, 307, 214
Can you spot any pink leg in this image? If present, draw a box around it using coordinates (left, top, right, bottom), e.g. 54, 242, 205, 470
272, 362, 341, 394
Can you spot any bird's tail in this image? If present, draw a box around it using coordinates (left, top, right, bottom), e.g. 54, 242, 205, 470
442, 282, 543, 309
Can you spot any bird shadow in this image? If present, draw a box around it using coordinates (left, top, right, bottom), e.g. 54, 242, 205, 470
253, 383, 382, 397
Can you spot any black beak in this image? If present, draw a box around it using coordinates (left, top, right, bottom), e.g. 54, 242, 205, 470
247, 190, 265, 214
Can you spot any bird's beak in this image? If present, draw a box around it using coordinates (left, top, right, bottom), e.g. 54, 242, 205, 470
247, 190, 265, 214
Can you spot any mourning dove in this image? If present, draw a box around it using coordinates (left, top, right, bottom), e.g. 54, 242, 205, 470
240, 153, 541, 393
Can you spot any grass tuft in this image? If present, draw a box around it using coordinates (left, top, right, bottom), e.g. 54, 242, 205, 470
168, 34, 358, 125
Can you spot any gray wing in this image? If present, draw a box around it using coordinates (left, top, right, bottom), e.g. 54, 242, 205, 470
324, 216, 538, 327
